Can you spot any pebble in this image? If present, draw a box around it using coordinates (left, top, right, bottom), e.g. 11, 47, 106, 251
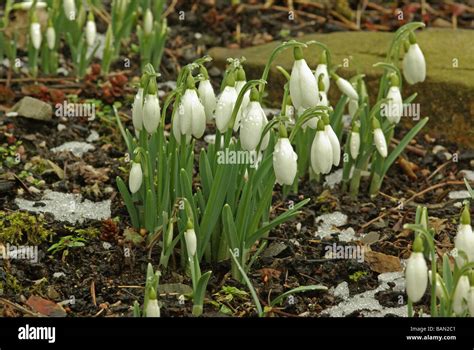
448, 190, 471, 200
53, 272, 66, 279
57, 124, 66, 131
460, 170, 474, 182
86, 130, 100, 143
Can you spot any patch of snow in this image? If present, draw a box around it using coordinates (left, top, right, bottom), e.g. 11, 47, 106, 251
448, 190, 470, 200
51, 141, 95, 157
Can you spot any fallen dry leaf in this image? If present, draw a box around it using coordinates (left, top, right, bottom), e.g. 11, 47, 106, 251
26, 295, 67, 317
364, 251, 402, 273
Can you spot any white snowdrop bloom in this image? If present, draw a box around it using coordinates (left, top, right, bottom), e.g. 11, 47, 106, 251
348, 99, 358, 118
403, 41, 426, 85
311, 120, 333, 175
315, 64, 330, 94
350, 129, 360, 160
129, 161, 143, 194
142, 81, 161, 134
385, 86, 403, 124
30, 22, 42, 50
454, 206, 474, 267
273, 137, 298, 186
240, 99, 264, 151
198, 79, 216, 122
184, 228, 197, 257
335, 76, 359, 101
428, 270, 445, 300
289, 47, 319, 110
144, 8, 153, 35
324, 121, 340, 166
46, 26, 55, 50
146, 288, 160, 317
64, 0, 77, 20
405, 251, 428, 303
453, 275, 470, 316
132, 88, 144, 132
17, 1, 47, 9
215, 74, 238, 133
373, 122, 388, 158
176, 81, 206, 141
85, 17, 97, 47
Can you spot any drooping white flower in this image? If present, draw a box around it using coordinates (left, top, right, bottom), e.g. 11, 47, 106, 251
215, 73, 238, 133
144, 8, 153, 36
402, 37, 426, 85
17, 1, 47, 9
311, 119, 333, 175
453, 275, 470, 315
198, 78, 216, 122
385, 85, 403, 124
350, 125, 360, 160
289, 47, 319, 110
46, 26, 55, 50
273, 137, 298, 186
132, 88, 144, 132
348, 99, 358, 118
30, 22, 42, 50
184, 228, 197, 257
428, 270, 445, 300
405, 237, 428, 303
315, 64, 330, 94
324, 117, 340, 166
335, 75, 359, 101
85, 14, 97, 47
142, 81, 161, 134
146, 288, 160, 317
454, 206, 474, 267
129, 161, 143, 194
373, 120, 388, 158
63, 0, 77, 20
240, 91, 264, 151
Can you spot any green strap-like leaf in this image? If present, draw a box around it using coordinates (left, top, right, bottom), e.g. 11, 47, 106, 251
116, 176, 139, 228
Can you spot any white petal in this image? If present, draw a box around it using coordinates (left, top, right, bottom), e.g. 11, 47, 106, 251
132, 88, 144, 131
325, 125, 340, 166
46, 27, 55, 50
385, 86, 403, 124
184, 228, 197, 257
129, 162, 143, 194
455, 224, 474, 267
290, 59, 318, 110
240, 102, 264, 151
146, 299, 160, 317
30, 23, 42, 50
86, 20, 97, 47
374, 128, 387, 158
350, 132, 360, 160
453, 276, 470, 315
403, 44, 426, 85
315, 64, 330, 94
273, 138, 298, 185
311, 131, 333, 175
405, 252, 428, 303
198, 80, 216, 121
336, 78, 358, 101
215, 86, 236, 133
143, 94, 161, 134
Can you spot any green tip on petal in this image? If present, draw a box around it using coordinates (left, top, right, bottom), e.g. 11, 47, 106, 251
408, 31, 417, 45
147, 78, 157, 95
316, 118, 325, 131
352, 121, 360, 133
372, 117, 381, 130
186, 74, 195, 90
403, 40, 410, 52
293, 46, 303, 61
236, 67, 246, 82
149, 287, 157, 300
286, 95, 292, 106
140, 74, 148, 89
250, 87, 259, 102
413, 235, 424, 253
88, 11, 95, 21
322, 113, 330, 125
461, 202, 471, 225
186, 218, 194, 230
318, 74, 325, 91
389, 73, 400, 88
225, 72, 235, 87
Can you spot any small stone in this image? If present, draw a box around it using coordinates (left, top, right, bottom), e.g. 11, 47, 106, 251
460, 170, 474, 182
57, 124, 66, 131
11, 96, 53, 121
432, 145, 446, 154
86, 130, 100, 143
53, 272, 66, 279
296, 222, 302, 233
47, 286, 61, 300
448, 190, 470, 200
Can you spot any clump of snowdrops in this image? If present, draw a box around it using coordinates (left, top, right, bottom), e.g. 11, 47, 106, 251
118, 21, 429, 316
1, 0, 167, 78
404, 200, 474, 317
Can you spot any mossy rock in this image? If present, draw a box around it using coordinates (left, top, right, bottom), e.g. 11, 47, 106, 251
209, 29, 474, 148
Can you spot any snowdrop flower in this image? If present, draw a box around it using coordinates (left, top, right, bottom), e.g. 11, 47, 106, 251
334, 74, 358, 101
173, 75, 206, 143
63, 0, 77, 20
314, 51, 330, 94
348, 99, 358, 118
30, 19, 42, 50
240, 88, 264, 151
273, 127, 298, 185
132, 87, 144, 132
373, 119, 387, 158
16, 1, 47, 9
322, 114, 340, 166
144, 8, 153, 36
405, 236, 428, 303
146, 288, 160, 317
402, 33, 426, 85
311, 119, 333, 175
233, 67, 250, 132
428, 270, 445, 300
184, 227, 197, 257
198, 67, 216, 122
384, 74, 403, 124
453, 275, 470, 315
350, 122, 360, 160
215, 73, 238, 133
129, 161, 143, 194
289, 46, 319, 110
454, 204, 474, 267
85, 12, 97, 47
142, 79, 161, 134
46, 23, 55, 50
